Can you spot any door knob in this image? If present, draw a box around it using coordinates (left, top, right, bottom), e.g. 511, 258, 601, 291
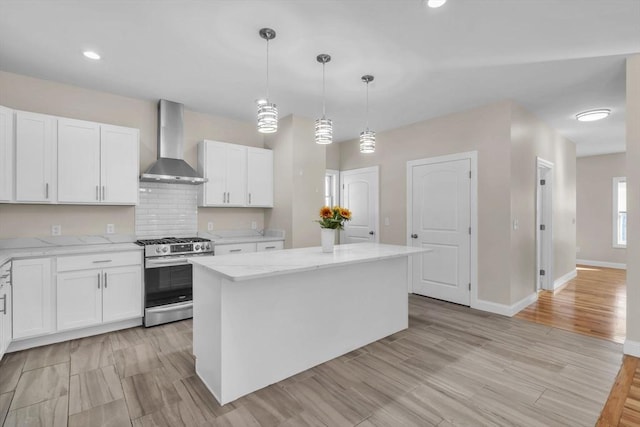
369, 231, 375, 235
411, 234, 418, 239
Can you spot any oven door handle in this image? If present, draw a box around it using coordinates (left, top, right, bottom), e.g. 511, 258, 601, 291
146, 258, 192, 268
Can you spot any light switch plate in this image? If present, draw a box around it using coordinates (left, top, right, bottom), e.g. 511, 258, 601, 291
208, 222, 214, 231
106, 224, 115, 234
51, 225, 61, 236
251, 221, 257, 230
384, 217, 390, 226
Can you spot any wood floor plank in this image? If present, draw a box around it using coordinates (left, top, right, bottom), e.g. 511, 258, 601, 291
70, 341, 113, 375
0, 359, 24, 394
69, 365, 124, 415
68, 398, 131, 427
9, 362, 69, 411
120, 367, 181, 419
4, 395, 68, 427
22, 341, 70, 372
0, 391, 13, 426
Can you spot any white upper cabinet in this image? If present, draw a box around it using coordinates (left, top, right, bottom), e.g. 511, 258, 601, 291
57, 118, 101, 203
198, 140, 273, 208
0, 106, 13, 202
15, 111, 57, 203
100, 125, 139, 204
58, 120, 139, 205
247, 147, 273, 207
198, 140, 247, 207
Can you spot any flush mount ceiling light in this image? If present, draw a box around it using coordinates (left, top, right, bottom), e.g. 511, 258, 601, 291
257, 28, 278, 134
315, 54, 333, 145
575, 109, 611, 122
82, 50, 101, 60
359, 75, 376, 154
426, 0, 447, 8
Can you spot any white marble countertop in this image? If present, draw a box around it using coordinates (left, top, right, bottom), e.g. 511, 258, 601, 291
189, 242, 427, 282
0, 235, 141, 266
197, 229, 285, 245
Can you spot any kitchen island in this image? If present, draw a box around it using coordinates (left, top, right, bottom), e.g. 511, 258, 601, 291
189, 242, 426, 405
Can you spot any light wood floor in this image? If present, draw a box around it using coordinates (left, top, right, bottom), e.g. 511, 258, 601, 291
0, 295, 622, 426
515, 265, 626, 343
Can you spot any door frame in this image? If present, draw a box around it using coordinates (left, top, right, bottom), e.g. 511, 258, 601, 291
340, 166, 380, 243
406, 151, 478, 301
536, 157, 554, 291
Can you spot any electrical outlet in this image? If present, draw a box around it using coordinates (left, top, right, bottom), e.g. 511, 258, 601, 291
251, 221, 257, 230
106, 224, 115, 234
51, 225, 61, 236
208, 222, 214, 231
384, 217, 390, 226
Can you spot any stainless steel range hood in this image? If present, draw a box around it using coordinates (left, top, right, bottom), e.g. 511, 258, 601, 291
140, 100, 207, 185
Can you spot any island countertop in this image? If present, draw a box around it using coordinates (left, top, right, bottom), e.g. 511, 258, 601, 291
189, 242, 427, 282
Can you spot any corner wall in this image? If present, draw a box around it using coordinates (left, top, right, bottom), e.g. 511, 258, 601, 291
576, 153, 627, 266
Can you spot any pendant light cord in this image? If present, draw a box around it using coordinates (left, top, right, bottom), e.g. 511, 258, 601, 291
266, 39, 270, 100
322, 62, 326, 118
366, 81, 369, 130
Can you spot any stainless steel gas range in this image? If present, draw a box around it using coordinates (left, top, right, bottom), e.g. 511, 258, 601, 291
135, 237, 213, 327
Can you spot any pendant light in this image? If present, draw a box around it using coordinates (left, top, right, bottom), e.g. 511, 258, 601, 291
257, 28, 277, 133
359, 75, 375, 153
315, 54, 333, 145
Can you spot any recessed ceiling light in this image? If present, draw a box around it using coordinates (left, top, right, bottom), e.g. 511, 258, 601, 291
576, 109, 611, 122
427, 0, 447, 8
83, 51, 101, 60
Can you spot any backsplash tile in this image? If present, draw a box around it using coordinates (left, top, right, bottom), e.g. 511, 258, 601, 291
135, 182, 198, 238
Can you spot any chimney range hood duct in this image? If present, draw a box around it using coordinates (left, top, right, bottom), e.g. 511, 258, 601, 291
140, 100, 207, 185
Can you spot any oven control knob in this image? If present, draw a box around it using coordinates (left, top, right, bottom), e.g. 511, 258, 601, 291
195, 244, 201, 250
155, 247, 162, 254
162, 246, 169, 253
205, 243, 211, 250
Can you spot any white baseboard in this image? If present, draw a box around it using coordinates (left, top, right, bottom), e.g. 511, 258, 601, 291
6, 318, 142, 353
553, 269, 577, 290
624, 339, 640, 357
577, 259, 627, 270
473, 292, 538, 317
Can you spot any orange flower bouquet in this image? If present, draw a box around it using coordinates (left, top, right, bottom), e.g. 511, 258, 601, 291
316, 206, 352, 230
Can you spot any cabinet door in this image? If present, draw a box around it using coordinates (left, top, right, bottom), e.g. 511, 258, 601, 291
256, 241, 283, 251
57, 269, 102, 331
57, 118, 101, 203
247, 148, 273, 207
214, 243, 257, 255
225, 144, 247, 206
0, 106, 13, 202
101, 125, 139, 204
12, 258, 53, 339
15, 112, 56, 202
202, 141, 227, 206
102, 265, 142, 323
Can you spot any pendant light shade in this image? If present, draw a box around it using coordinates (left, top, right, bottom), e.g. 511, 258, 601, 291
315, 54, 333, 145
257, 28, 277, 134
359, 75, 376, 153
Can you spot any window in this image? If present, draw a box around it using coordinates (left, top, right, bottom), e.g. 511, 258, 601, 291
613, 177, 627, 248
325, 170, 339, 208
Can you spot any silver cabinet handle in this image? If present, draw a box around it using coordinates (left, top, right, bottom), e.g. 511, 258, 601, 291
0, 294, 6, 315
265, 246, 276, 250
45, 183, 49, 199
92, 260, 112, 264
104, 272, 107, 288
96, 185, 100, 201
369, 231, 375, 235
222, 192, 225, 203
411, 234, 418, 239
230, 249, 242, 253
102, 186, 105, 201
97, 272, 101, 289
248, 193, 251, 204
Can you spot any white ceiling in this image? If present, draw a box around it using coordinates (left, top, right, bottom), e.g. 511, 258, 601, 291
1, 0, 639, 156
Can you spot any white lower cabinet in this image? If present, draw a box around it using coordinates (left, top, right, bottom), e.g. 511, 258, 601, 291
56, 253, 142, 331
0, 262, 12, 360
256, 241, 284, 251
215, 241, 284, 255
12, 258, 54, 339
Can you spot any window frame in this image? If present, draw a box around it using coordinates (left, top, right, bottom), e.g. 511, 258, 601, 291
612, 176, 627, 249
325, 169, 340, 208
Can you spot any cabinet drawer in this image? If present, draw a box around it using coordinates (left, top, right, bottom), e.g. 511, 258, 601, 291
214, 243, 257, 256
256, 241, 284, 251
57, 251, 142, 272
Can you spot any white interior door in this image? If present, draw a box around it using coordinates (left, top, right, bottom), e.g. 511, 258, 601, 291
340, 167, 379, 243
410, 158, 471, 305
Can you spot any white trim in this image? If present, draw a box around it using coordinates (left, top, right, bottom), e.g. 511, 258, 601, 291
474, 292, 538, 317
577, 259, 627, 270
553, 268, 577, 290
612, 176, 627, 248
339, 166, 380, 243
7, 317, 142, 352
325, 169, 340, 208
624, 340, 640, 357
406, 151, 478, 305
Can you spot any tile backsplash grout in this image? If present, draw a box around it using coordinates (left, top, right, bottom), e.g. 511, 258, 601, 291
136, 182, 198, 238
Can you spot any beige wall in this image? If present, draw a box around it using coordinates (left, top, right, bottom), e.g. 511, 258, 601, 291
340, 101, 513, 304
626, 55, 640, 345
575, 153, 626, 265
265, 115, 325, 248
0, 71, 265, 238
510, 104, 577, 303
326, 143, 341, 170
